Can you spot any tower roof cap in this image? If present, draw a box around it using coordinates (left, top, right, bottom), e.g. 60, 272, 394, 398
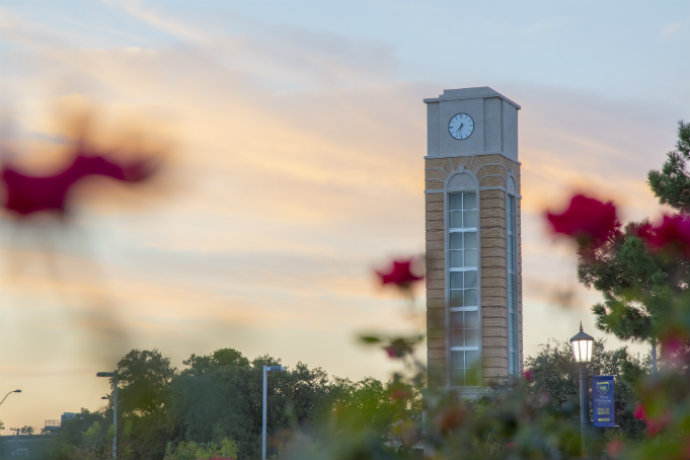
424, 86, 520, 110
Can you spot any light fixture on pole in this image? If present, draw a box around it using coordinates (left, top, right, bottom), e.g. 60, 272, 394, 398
97, 371, 119, 460
570, 322, 594, 449
262, 365, 285, 460
0, 389, 21, 407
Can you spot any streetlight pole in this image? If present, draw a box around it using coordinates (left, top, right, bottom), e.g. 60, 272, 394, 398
570, 322, 594, 452
97, 371, 118, 460
0, 389, 21, 407
262, 365, 285, 460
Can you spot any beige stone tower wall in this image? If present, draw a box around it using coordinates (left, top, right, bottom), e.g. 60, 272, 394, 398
425, 154, 522, 388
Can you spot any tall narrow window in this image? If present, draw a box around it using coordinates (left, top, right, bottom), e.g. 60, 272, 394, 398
507, 188, 519, 375
448, 191, 480, 386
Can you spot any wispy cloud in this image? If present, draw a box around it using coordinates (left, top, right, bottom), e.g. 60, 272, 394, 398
660, 22, 682, 38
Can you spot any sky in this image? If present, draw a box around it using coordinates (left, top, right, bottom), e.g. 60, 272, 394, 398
0, 0, 688, 432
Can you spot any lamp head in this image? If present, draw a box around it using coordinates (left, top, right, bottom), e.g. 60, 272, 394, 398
264, 365, 286, 372
96, 371, 117, 378
570, 322, 594, 363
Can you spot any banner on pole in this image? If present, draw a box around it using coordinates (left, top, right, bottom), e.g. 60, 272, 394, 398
592, 375, 616, 427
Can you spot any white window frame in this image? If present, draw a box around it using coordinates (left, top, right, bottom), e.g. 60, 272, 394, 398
445, 171, 481, 388
506, 176, 519, 375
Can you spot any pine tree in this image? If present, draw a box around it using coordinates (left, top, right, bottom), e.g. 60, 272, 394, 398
648, 121, 690, 212
577, 121, 689, 371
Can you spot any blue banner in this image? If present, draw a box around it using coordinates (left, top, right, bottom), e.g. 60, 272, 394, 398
592, 375, 616, 427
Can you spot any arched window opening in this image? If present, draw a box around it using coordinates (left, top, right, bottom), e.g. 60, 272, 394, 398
446, 172, 480, 386
506, 176, 519, 375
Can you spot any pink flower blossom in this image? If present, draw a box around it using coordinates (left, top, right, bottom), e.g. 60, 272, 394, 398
638, 213, 690, 258
634, 403, 646, 420
389, 387, 413, 402
2, 152, 159, 218
383, 338, 413, 359
545, 194, 619, 248
376, 258, 424, 288
634, 403, 671, 437
522, 369, 533, 382
606, 439, 624, 458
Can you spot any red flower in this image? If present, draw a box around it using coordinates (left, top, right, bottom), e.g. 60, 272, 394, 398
545, 194, 619, 248
522, 369, 533, 382
659, 327, 690, 366
638, 213, 690, 258
434, 405, 466, 434
606, 439, 624, 458
376, 258, 423, 288
646, 411, 671, 437
2, 152, 159, 217
634, 403, 646, 420
383, 338, 413, 359
634, 403, 671, 437
389, 387, 413, 402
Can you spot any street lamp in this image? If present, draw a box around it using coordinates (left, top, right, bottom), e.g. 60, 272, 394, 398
570, 322, 594, 448
0, 389, 21, 407
97, 371, 118, 460
262, 365, 285, 460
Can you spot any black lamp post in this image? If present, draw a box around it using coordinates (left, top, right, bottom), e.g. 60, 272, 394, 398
570, 322, 594, 448
262, 365, 285, 460
97, 371, 118, 460
0, 389, 21, 407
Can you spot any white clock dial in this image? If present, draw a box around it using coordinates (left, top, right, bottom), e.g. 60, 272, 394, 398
448, 113, 474, 140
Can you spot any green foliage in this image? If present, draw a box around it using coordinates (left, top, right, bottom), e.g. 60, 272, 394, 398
170, 349, 257, 458
120, 412, 173, 460
169, 349, 348, 459
164, 438, 238, 460
578, 226, 683, 343
50, 409, 109, 460
284, 377, 420, 459
44, 346, 371, 459
648, 120, 690, 212
115, 349, 177, 459
118, 349, 176, 416
424, 381, 582, 459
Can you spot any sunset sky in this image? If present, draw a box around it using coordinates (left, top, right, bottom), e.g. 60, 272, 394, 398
0, 1, 688, 431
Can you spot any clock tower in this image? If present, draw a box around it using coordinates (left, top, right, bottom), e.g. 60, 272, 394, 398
424, 87, 522, 390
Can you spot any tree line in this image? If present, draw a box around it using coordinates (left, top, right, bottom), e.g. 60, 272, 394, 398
44, 339, 650, 460
50, 347, 407, 459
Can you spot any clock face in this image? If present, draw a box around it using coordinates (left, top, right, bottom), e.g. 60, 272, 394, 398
448, 113, 474, 140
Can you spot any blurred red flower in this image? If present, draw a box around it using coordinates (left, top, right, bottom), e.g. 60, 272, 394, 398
645, 412, 671, 437
545, 194, 619, 248
637, 213, 690, 258
383, 338, 413, 359
376, 258, 423, 288
634, 403, 671, 437
634, 403, 646, 420
389, 387, 413, 402
434, 405, 466, 435
659, 327, 690, 366
606, 439, 624, 458
1, 153, 158, 217
522, 369, 533, 382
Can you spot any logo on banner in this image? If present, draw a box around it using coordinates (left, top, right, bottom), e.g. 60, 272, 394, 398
597, 381, 610, 395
